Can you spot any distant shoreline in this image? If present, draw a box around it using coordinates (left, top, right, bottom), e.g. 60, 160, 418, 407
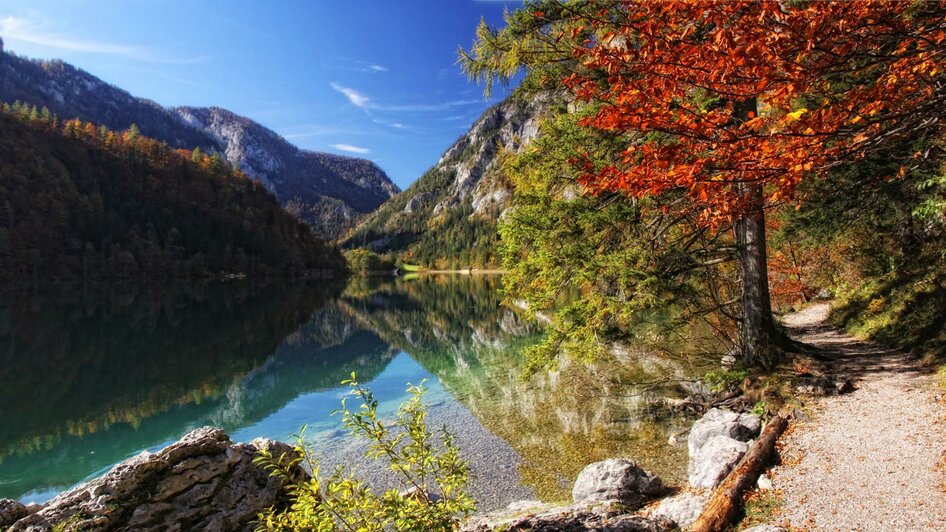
414, 269, 507, 275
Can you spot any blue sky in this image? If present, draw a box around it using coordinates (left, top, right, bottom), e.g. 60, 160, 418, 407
0, 0, 523, 189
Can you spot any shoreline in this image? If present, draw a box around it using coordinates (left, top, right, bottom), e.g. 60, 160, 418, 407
411, 269, 507, 275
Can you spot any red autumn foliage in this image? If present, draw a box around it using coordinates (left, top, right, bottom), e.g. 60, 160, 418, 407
558, 0, 946, 223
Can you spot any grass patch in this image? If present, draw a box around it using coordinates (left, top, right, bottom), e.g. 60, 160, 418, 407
937, 365, 946, 391
737, 488, 783, 530
399, 263, 423, 272
830, 265, 946, 361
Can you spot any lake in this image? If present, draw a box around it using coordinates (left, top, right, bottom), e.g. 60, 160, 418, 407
0, 275, 695, 510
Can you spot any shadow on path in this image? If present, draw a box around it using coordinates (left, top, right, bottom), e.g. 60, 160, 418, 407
783, 302, 929, 383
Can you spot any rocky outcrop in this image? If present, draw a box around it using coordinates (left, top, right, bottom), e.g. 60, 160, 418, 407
571, 459, 664, 508
343, 93, 554, 265
6, 427, 305, 532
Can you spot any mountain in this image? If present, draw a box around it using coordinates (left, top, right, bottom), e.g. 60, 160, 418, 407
0, 106, 344, 280
0, 39, 397, 237
173, 107, 397, 236
341, 93, 550, 267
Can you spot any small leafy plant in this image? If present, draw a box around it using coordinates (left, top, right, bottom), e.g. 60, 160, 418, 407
702, 368, 749, 393
254, 374, 475, 531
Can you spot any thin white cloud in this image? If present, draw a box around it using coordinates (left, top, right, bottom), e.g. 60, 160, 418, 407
330, 143, 371, 154
367, 64, 388, 72
371, 118, 422, 134
0, 16, 208, 64
330, 82, 483, 113
330, 82, 372, 109
283, 124, 364, 140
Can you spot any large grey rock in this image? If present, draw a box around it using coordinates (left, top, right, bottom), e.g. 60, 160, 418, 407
572, 459, 663, 508
688, 436, 749, 489
0, 499, 29, 527
651, 491, 709, 529
461, 500, 675, 531
8, 427, 306, 531
687, 408, 761, 458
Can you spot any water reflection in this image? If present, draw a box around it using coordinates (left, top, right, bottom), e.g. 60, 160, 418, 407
0, 276, 696, 507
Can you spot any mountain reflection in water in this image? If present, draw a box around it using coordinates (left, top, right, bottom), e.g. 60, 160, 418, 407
0, 276, 694, 506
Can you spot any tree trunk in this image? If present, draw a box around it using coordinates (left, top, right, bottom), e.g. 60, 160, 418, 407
735, 183, 778, 367
732, 98, 779, 368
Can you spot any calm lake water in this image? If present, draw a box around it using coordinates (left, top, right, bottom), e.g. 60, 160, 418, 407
0, 276, 695, 508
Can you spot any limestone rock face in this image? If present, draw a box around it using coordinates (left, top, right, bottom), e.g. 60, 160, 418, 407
571, 459, 664, 508
7, 427, 306, 532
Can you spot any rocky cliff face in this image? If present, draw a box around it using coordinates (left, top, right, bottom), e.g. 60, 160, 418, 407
342, 93, 551, 266
0, 45, 397, 238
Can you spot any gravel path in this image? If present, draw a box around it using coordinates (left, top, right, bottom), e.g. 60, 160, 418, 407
770, 303, 946, 530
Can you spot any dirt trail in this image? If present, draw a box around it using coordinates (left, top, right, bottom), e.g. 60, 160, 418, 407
770, 302, 946, 530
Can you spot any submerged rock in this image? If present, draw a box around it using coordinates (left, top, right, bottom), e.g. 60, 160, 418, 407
572, 459, 664, 508
7, 427, 306, 531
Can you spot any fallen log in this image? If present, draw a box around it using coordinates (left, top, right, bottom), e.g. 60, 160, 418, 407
690, 412, 790, 532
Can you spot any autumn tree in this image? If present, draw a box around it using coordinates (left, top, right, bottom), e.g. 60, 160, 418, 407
464, 0, 946, 367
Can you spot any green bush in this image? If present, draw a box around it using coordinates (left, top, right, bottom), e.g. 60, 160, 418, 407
344, 249, 395, 275
254, 375, 475, 531
702, 369, 749, 393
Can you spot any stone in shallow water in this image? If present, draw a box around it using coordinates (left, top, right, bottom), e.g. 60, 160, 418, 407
689, 435, 749, 489
7, 427, 306, 532
571, 458, 664, 508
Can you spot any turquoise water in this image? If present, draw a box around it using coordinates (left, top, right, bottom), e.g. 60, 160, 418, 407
0, 275, 692, 506
0, 277, 516, 503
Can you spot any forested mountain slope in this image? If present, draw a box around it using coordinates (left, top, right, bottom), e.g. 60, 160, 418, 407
341, 94, 550, 267
0, 39, 397, 237
0, 104, 344, 280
